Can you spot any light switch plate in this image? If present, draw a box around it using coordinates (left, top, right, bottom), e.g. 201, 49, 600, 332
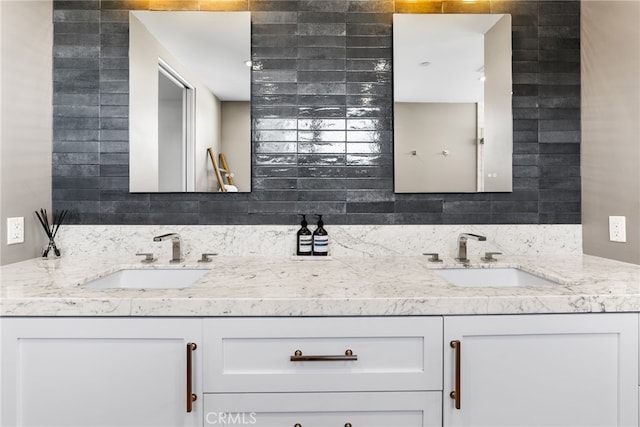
7, 217, 25, 245
608, 215, 627, 243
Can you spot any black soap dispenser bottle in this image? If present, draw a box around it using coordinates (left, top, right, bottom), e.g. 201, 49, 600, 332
312, 214, 329, 256
296, 214, 313, 256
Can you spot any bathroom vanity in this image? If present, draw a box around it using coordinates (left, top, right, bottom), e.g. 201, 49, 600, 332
1, 254, 639, 427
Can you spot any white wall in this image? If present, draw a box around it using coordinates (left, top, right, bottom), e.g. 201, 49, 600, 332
0, 0, 52, 265
581, 0, 640, 265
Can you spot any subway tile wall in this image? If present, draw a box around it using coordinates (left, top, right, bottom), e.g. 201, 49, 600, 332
52, 0, 581, 225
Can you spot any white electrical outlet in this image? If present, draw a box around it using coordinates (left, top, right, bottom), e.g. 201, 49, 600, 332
609, 215, 627, 243
7, 217, 25, 245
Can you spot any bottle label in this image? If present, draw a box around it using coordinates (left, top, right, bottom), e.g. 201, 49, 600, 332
298, 235, 312, 254
313, 235, 329, 254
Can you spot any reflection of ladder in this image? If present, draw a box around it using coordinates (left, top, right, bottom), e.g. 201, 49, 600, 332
219, 153, 234, 186
207, 147, 236, 192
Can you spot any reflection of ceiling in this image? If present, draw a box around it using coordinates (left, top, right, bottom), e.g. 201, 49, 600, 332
394, 14, 503, 103
132, 11, 250, 101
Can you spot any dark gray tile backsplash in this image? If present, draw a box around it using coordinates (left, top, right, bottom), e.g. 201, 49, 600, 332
52, 0, 581, 225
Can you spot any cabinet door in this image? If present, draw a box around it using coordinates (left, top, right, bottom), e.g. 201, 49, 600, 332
444, 313, 639, 427
203, 391, 441, 427
1, 317, 202, 427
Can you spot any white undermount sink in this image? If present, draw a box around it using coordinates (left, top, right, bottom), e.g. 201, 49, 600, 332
436, 267, 559, 288
83, 268, 210, 290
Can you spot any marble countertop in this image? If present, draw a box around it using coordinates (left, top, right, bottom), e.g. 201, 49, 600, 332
1, 254, 638, 316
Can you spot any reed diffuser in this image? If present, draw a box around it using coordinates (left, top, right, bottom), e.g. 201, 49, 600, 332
35, 209, 68, 258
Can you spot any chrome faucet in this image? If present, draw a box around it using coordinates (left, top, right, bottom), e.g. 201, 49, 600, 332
153, 233, 184, 263
456, 233, 486, 263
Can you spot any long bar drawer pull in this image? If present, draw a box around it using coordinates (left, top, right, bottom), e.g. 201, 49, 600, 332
450, 340, 461, 410
186, 342, 197, 413
290, 349, 357, 361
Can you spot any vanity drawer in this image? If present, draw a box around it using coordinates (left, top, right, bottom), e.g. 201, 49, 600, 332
203, 391, 441, 427
203, 317, 442, 392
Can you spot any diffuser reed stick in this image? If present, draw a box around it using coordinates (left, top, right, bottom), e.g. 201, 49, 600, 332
35, 209, 68, 257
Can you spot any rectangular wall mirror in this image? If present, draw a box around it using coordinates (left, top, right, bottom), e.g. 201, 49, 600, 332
129, 11, 251, 193
393, 14, 513, 193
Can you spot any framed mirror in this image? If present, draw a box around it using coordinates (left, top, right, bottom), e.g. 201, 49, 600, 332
393, 14, 513, 193
129, 11, 251, 193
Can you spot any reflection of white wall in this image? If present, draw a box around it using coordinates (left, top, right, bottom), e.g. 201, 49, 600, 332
129, 14, 159, 192
395, 103, 477, 193
158, 73, 184, 192
221, 102, 251, 192
483, 14, 512, 192
129, 13, 220, 192
195, 88, 220, 192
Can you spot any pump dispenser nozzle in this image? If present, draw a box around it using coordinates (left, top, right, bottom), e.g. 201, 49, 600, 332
296, 214, 312, 256
312, 214, 328, 256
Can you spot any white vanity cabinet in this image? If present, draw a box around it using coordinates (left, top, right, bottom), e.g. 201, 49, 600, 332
0, 318, 203, 427
2, 313, 639, 427
443, 313, 639, 427
201, 317, 443, 427
203, 391, 441, 426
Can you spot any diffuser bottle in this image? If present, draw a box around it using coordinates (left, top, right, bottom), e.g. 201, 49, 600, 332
312, 214, 329, 256
296, 215, 313, 256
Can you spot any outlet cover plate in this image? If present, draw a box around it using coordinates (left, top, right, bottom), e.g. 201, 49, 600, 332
7, 217, 25, 245
609, 215, 627, 243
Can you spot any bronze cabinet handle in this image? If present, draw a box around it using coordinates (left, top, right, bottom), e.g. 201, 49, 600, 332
186, 342, 197, 412
293, 423, 351, 426
450, 340, 461, 409
290, 349, 357, 361
293, 422, 351, 426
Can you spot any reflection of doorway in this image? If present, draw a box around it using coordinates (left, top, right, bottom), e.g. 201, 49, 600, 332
157, 59, 195, 192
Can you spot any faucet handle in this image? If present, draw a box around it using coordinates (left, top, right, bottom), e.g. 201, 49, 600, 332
198, 253, 218, 263
481, 252, 502, 262
136, 252, 157, 263
423, 252, 443, 263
